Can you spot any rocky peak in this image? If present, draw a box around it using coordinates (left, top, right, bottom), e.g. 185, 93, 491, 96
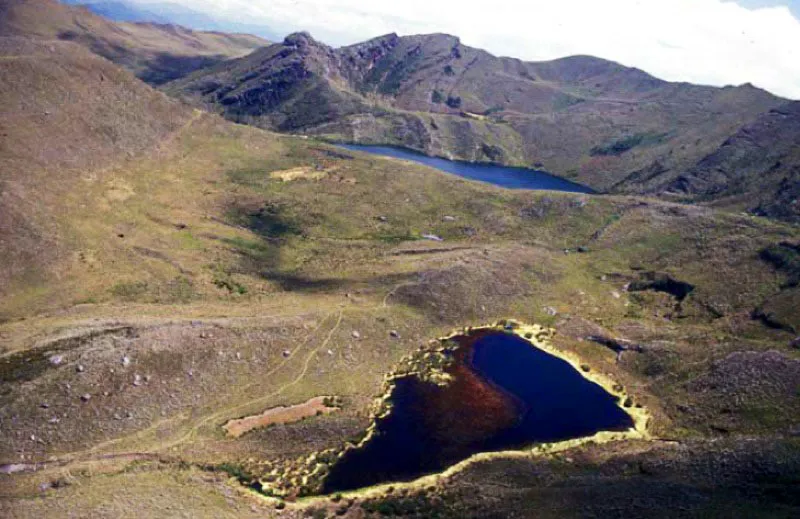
283, 31, 318, 49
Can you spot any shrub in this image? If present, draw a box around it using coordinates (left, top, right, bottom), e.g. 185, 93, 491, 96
445, 95, 462, 109
431, 89, 443, 103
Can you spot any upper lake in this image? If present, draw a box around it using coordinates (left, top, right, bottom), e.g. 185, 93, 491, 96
337, 144, 595, 193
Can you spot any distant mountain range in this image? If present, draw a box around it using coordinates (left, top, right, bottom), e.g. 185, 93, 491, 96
165, 31, 798, 221
2, 0, 269, 84
60, 0, 280, 40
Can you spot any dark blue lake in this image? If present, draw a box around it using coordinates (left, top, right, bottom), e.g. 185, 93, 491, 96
321, 330, 632, 493
337, 144, 595, 193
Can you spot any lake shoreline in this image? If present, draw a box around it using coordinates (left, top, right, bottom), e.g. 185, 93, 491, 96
334, 142, 597, 193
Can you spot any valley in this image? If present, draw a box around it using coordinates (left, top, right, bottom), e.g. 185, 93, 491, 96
0, 0, 799, 517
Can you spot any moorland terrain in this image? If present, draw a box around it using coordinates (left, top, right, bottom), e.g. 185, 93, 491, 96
1, 1, 799, 517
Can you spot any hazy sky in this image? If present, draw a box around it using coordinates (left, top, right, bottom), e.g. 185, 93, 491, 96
143, 0, 800, 99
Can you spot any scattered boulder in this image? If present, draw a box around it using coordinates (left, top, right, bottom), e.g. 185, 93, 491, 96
389, 330, 400, 339
443, 215, 456, 222
76, 364, 85, 373
791, 337, 800, 349
352, 331, 361, 339
422, 234, 444, 242
80, 393, 91, 402
121, 356, 131, 367
282, 350, 291, 358
132, 374, 142, 387
48, 355, 64, 366
376, 216, 388, 222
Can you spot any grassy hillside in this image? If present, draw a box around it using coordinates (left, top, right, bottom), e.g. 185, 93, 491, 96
661, 101, 800, 224
166, 31, 785, 198
0, 36, 191, 299
0, 0, 268, 83
1, 30, 799, 517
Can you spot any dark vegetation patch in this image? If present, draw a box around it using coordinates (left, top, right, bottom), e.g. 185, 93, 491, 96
110, 276, 195, 303
590, 132, 669, 156
230, 203, 306, 240
431, 89, 443, 104
760, 242, 800, 287
480, 143, 503, 162
628, 272, 695, 301
445, 96, 462, 109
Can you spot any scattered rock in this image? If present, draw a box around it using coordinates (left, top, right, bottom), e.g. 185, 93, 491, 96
282, 350, 291, 358
443, 215, 456, 222
376, 216, 388, 222
76, 364, 85, 373
577, 246, 590, 253
40, 403, 49, 409
48, 355, 64, 366
113, 413, 122, 421
611, 291, 621, 299
235, 352, 242, 360
352, 331, 361, 339
389, 330, 400, 339
48, 417, 59, 424
132, 374, 142, 387
791, 337, 800, 349
544, 306, 558, 317
80, 393, 91, 402
422, 233, 443, 242
327, 349, 334, 356
121, 356, 131, 367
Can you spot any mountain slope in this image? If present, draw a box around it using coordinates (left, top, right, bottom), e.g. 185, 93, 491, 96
166, 31, 785, 193
0, 36, 191, 298
664, 101, 800, 223
0, 0, 268, 84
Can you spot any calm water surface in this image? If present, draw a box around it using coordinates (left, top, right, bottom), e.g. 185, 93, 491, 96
338, 144, 595, 192
321, 331, 632, 492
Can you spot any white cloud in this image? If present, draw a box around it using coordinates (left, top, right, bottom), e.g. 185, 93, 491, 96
149, 0, 800, 99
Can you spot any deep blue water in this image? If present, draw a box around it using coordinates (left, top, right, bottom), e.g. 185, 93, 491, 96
471, 333, 633, 448
338, 144, 595, 193
321, 331, 632, 492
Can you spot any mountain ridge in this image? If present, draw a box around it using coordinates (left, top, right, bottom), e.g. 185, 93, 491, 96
0, 0, 269, 84
166, 30, 786, 202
